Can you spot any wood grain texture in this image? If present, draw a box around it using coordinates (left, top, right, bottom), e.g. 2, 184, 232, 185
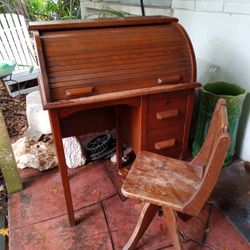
163, 207, 183, 250
122, 151, 201, 210
29, 16, 178, 31
31, 16, 195, 102
49, 109, 75, 227
123, 203, 159, 250
31, 16, 200, 227
122, 99, 230, 249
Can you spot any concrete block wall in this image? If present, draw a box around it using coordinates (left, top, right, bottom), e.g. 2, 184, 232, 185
172, 0, 250, 15
97, 0, 171, 7
80, 0, 171, 18
172, 1, 250, 161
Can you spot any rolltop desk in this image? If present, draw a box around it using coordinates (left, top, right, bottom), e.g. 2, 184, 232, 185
29, 16, 200, 226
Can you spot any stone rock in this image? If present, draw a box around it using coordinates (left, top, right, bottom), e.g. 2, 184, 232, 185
63, 137, 86, 168
12, 137, 57, 171
26, 91, 51, 136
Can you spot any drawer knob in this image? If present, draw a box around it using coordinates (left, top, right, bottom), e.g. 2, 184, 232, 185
155, 139, 176, 150
66, 86, 94, 97
156, 109, 179, 120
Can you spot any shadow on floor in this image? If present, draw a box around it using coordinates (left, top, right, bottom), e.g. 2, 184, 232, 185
8, 160, 250, 250
211, 158, 250, 242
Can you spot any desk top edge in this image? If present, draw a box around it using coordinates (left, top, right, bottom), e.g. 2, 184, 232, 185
29, 16, 178, 31
43, 82, 201, 110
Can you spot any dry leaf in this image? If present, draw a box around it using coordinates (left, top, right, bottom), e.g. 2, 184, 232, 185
97, 191, 102, 200
49, 187, 58, 193
0, 228, 9, 236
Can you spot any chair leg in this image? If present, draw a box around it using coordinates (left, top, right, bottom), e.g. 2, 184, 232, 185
163, 207, 183, 250
123, 202, 160, 250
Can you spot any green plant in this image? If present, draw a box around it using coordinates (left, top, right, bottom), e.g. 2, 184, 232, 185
0, 0, 81, 21
98, 7, 133, 18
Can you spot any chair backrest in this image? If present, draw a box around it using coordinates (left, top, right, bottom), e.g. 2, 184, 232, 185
0, 13, 37, 70
184, 98, 230, 215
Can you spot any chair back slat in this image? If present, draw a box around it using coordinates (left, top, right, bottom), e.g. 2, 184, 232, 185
0, 14, 22, 64
0, 15, 17, 61
0, 38, 9, 59
0, 14, 37, 70
5, 14, 30, 66
17, 14, 37, 65
185, 99, 230, 215
204, 102, 228, 175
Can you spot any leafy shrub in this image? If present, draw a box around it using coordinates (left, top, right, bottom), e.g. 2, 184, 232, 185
0, 0, 81, 21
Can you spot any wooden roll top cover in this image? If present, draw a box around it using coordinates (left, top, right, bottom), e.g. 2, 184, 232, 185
29, 16, 198, 109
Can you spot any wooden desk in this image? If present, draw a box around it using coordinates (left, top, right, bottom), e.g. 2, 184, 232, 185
29, 16, 200, 226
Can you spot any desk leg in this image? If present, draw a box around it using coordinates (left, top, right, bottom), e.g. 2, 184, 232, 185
116, 106, 123, 169
49, 110, 76, 227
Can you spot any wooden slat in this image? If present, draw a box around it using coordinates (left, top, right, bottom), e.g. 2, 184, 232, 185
49, 61, 190, 84
43, 40, 185, 57
49, 69, 192, 91
19, 15, 37, 65
50, 73, 192, 100
29, 16, 178, 31
11, 14, 33, 66
0, 14, 37, 68
47, 57, 190, 77
41, 26, 180, 47
0, 38, 8, 59
46, 49, 189, 73
5, 14, 28, 66
0, 14, 22, 64
45, 83, 200, 110
46, 44, 187, 64
0, 15, 16, 60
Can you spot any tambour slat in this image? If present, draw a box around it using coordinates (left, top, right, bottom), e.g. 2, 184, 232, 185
49, 64, 191, 85
50, 72, 192, 100
48, 58, 191, 78
32, 17, 196, 102
46, 45, 187, 63
47, 54, 190, 74
50, 70, 192, 90
41, 25, 179, 44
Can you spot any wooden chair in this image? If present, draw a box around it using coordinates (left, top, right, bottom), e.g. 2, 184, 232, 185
0, 13, 39, 96
121, 98, 230, 250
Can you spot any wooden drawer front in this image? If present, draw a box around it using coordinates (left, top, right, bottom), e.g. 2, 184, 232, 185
147, 91, 188, 131
146, 126, 183, 158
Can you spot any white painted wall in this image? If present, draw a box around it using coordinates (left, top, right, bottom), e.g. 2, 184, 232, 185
172, 10, 250, 161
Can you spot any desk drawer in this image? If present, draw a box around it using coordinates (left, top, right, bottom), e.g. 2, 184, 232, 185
147, 91, 188, 131
146, 126, 183, 158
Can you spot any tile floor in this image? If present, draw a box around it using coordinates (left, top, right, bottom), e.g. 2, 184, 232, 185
8, 160, 250, 250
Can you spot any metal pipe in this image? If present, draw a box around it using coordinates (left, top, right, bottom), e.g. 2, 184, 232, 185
140, 0, 145, 16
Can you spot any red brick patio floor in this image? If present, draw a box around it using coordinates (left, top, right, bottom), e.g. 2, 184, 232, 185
8, 160, 250, 250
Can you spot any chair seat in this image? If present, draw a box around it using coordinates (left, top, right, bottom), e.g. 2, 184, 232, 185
122, 151, 202, 211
